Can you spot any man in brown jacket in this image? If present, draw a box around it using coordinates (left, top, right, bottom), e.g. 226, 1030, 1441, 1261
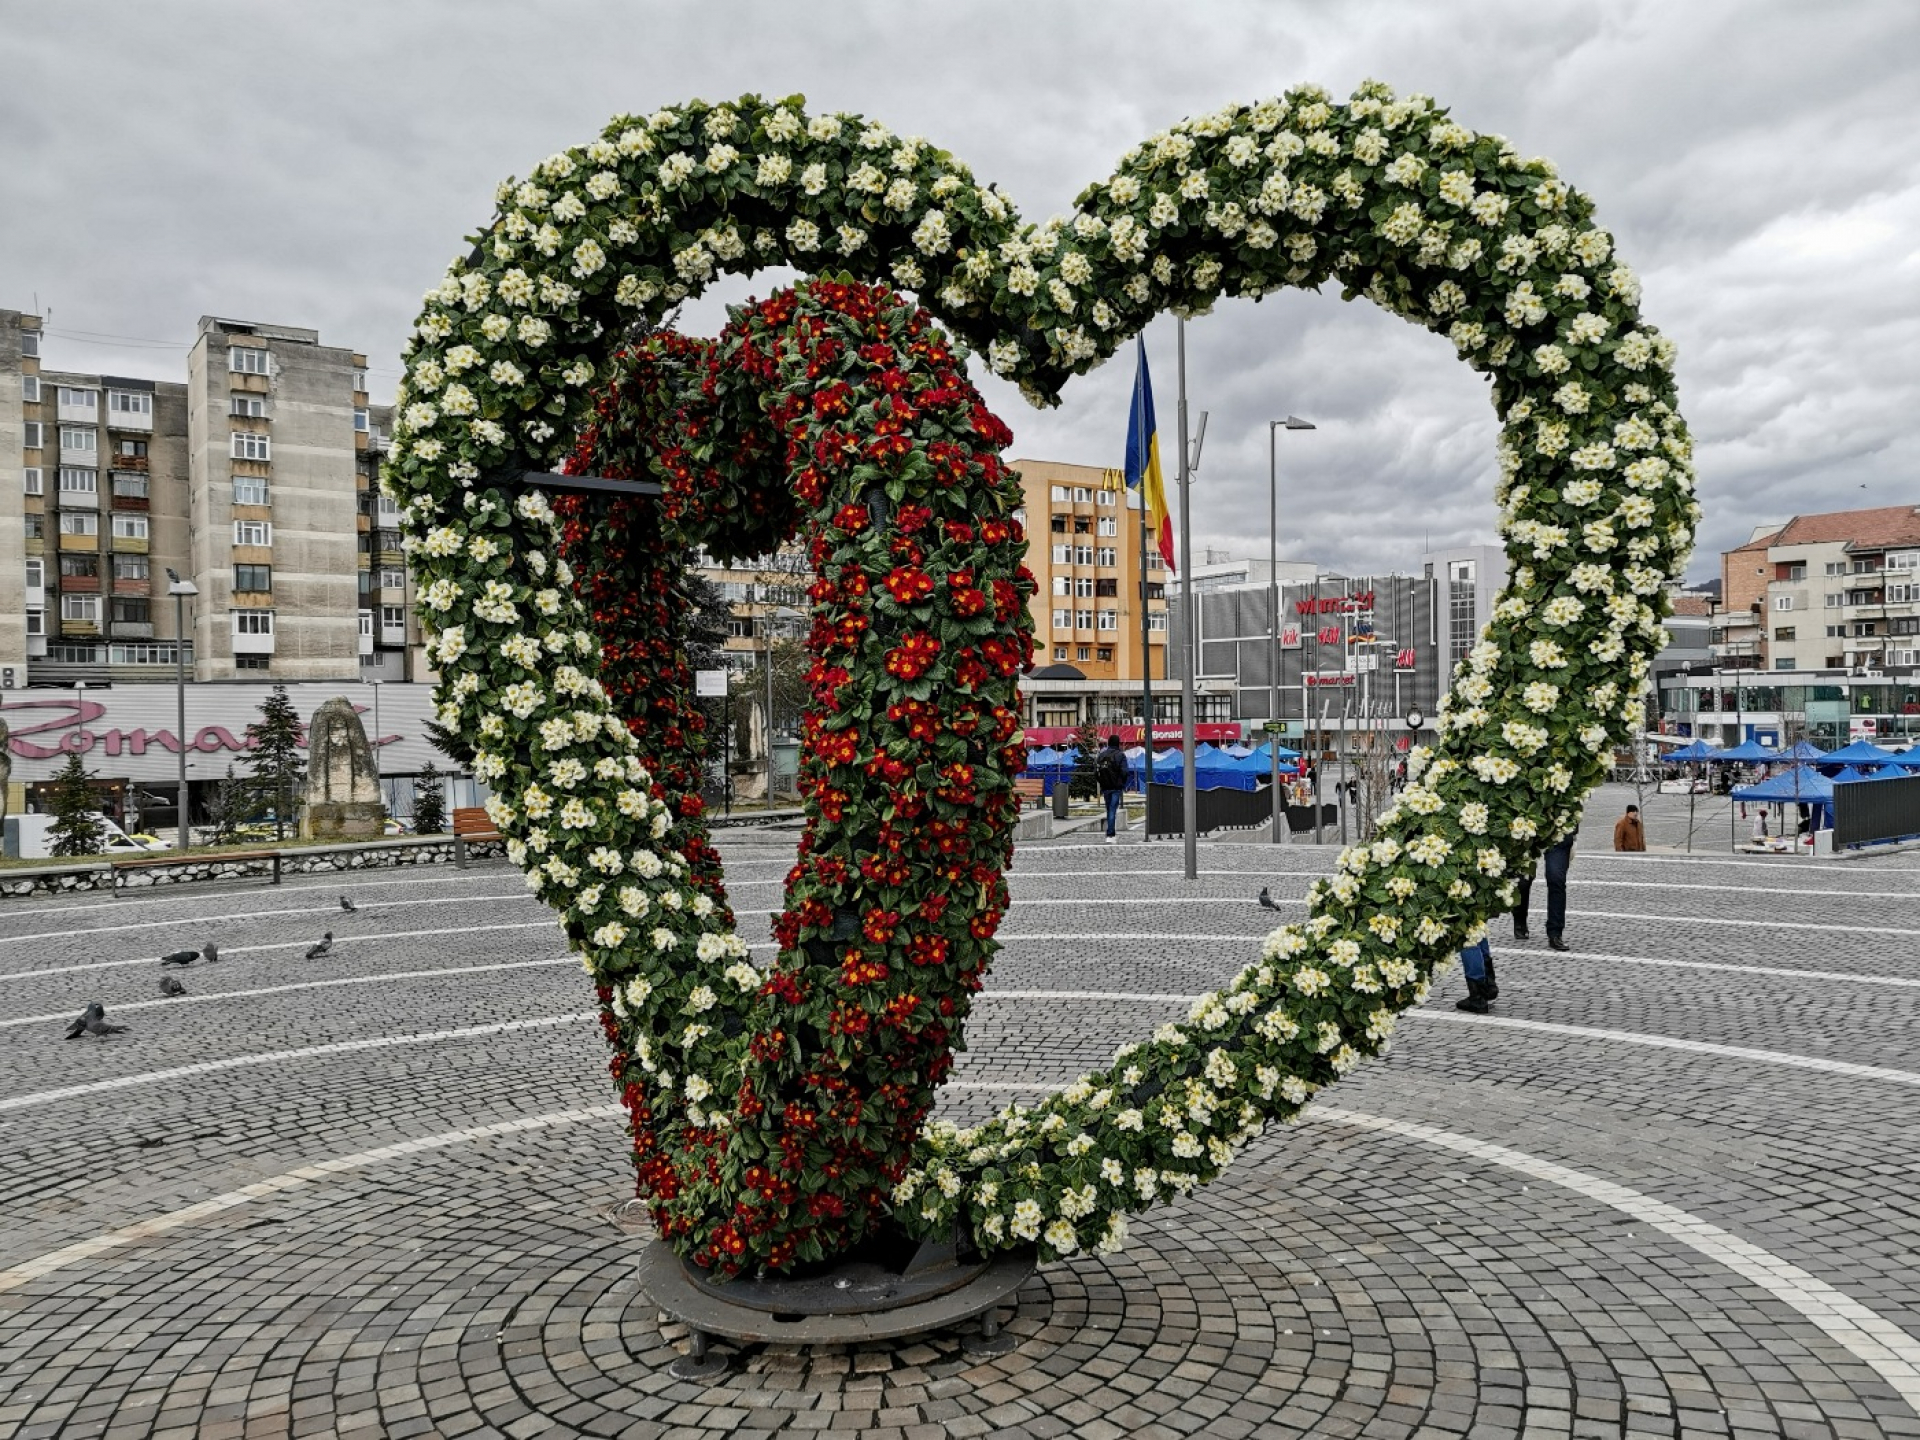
1613, 804, 1646, 852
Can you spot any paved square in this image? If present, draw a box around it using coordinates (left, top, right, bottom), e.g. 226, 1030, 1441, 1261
2, 799, 1917, 1438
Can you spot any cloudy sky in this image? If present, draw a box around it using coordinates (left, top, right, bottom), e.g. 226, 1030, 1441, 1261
5, 0, 1915, 582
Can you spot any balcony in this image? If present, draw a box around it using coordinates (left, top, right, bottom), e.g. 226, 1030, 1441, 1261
111, 491, 150, 512
57, 486, 99, 509
111, 621, 155, 639
57, 574, 100, 593
109, 453, 149, 472
55, 396, 98, 426
113, 576, 152, 596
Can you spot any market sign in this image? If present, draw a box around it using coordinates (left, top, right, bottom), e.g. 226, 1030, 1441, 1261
1305, 672, 1358, 688
0, 682, 443, 784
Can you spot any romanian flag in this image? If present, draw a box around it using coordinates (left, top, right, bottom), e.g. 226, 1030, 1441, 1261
1123, 339, 1176, 572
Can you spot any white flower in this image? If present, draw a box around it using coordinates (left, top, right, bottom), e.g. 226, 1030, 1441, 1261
1533, 343, 1571, 375
1436, 170, 1476, 207
786, 218, 820, 252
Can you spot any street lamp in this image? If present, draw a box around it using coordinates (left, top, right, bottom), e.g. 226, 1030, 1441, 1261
364, 677, 385, 814
165, 569, 198, 851
1267, 416, 1315, 844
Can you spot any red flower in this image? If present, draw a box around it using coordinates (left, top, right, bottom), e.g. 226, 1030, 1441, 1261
883, 566, 935, 604
884, 631, 942, 681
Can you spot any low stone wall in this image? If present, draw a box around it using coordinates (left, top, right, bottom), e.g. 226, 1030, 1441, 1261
0, 834, 510, 899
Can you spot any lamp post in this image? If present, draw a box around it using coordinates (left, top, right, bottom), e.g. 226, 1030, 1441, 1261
364, 677, 384, 816
165, 569, 198, 851
1267, 416, 1314, 844
1174, 318, 1208, 881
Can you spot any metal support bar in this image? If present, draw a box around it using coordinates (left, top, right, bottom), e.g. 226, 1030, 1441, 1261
511, 470, 664, 499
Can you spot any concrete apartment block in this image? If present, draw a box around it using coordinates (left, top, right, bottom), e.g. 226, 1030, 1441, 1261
0, 313, 30, 687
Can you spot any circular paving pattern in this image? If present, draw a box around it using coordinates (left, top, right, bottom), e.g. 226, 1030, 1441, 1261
2, 785, 1918, 1438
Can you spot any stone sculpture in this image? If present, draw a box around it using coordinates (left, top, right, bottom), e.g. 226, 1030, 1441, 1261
302, 698, 384, 839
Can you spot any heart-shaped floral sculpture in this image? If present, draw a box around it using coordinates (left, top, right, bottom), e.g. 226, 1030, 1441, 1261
391, 82, 1695, 1277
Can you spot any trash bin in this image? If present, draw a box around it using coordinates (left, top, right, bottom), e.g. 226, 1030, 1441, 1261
1052, 785, 1070, 821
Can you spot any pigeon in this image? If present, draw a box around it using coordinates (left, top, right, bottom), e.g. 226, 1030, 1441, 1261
160, 948, 199, 967
305, 931, 333, 960
339, 896, 358, 913
1257, 886, 1280, 912
202, 942, 219, 965
65, 1003, 128, 1039
159, 976, 187, 997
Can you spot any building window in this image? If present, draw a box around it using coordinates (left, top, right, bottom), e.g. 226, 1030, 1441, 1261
1449, 576, 1477, 665
232, 476, 270, 505
108, 391, 152, 417
1052, 645, 1069, 659
1094, 578, 1118, 598
1827, 624, 1845, 637
235, 653, 271, 671
229, 346, 270, 375
58, 511, 99, 536
1825, 561, 1846, 575
114, 554, 149, 581
111, 598, 150, 624
22, 467, 41, 495
1147, 612, 1167, 632
112, 474, 149, 499
230, 433, 271, 462
21, 375, 39, 402
1781, 563, 1806, 581
230, 395, 266, 418
1774, 626, 1796, 641
1072, 487, 1091, 503
1074, 577, 1094, 598
1097, 647, 1113, 661
235, 563, 271, 591
1773, 595, 1794, 611
59, 467, 98, 495
1774, 657, 1796, 670
1077, 646, 1092, 661
381, 604, 404, 630
24, 514, 43, 539
59, 554, 98, 578
1075, 608, 1093, 630
1097, 516, 1118, 537
1098, 609, 1118, 631
60, 427, 97, 454
233, 520, 272, 546
1825, 593, 1843, 607
19, 332, 37, 358
25, 610, 43, 637
233, 609, 275, 636
1853, 621, 1877, 637
1888, 582, 1920, 604
110, 513, 150, 541
379, 567, 406, 590
1097, 547, 1118, 567
1096, 489, 1116, 507
1051, 544, 1070, 564
60, 594, 100, 623
115, 438, 147, 460
23, 422, 42, 449
1073, 545, 1094, 565
354, 408, 370, 432
1051, 575, 1070, 597
1051, 608, 1070, 629
1048, 485, 1069, 502
359, 610, 375, 640
25, 558, 42, 589
58, 387, 98, 412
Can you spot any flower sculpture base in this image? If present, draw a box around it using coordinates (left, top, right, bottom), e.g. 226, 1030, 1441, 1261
636, 1236, 1035, 1369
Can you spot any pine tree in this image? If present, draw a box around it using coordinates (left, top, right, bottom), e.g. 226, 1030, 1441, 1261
1068, 718, 1102, 801
46, 753, 105, 858
413, 760, 446, 835
243, 685, 306, 842
203, 765, 249, 845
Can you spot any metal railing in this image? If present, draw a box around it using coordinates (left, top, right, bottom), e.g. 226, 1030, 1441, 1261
1144, 780, 1273, 838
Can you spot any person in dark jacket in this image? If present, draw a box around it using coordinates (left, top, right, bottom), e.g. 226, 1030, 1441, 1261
1096, 735, 1129, 843
1613, 804, 1646, 852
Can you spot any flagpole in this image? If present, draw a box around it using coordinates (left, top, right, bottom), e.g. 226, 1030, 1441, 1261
1177, 318, 1197, 881
1135, 341, 1153, 841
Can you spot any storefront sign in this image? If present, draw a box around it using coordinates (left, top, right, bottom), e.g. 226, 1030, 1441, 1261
1279, 624, 1301, 649
1294, 591, 1375, 615
1305, 672, 1358, 688
1394, 647, 1417, 670
1315, 625, 1342, 645
0, 682, 442, 783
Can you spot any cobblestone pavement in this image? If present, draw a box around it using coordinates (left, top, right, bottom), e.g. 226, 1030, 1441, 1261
1, 827, 1917, 1439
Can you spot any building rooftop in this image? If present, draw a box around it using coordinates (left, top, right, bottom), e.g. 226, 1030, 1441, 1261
1765, 504, 1920, 550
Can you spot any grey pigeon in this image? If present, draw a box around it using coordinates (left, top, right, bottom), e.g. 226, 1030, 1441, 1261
202, 941, 219, 964
1257, 887, 1280, 912
305, 931, 333, 960
339, 896, 358, 913
160, 948, 198, 967
65, 1003, 127, 1038
159, 976, 186, 997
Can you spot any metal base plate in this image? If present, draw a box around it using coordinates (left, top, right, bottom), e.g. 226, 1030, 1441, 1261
637, 1238, 1036, 1347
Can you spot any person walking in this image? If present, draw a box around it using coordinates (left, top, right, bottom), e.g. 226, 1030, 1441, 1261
1512, 832, 1575, 950
1455, 934, 1500, 1014
1096, 734, 1129, 844
1613, 804, 1646, 852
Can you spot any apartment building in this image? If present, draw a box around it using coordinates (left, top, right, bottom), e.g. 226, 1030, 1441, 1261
1013, 457, 1169, 685
1714, 505, 1920, 674
0, 309, 413, 689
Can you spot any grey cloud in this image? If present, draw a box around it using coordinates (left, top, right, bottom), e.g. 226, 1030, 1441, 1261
3, 0, 1914, 582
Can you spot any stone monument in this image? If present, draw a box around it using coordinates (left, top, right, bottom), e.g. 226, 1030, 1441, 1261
302, 698, 385, 839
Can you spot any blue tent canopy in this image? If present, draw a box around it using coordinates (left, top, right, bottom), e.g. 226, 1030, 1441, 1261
1025, 746, 1062, 767
1820, 738, 1899, 767
1665, 739, 1720, 762
1885, 749, 1920, 769
1779, 739, 1828, 761
1247, 740, 1303, 762
1731, 765, 1832, 802
1829, 765, 1885, 785
1714, 738, 1779, 763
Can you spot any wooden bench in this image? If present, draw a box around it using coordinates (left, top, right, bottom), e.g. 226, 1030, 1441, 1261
452, 806, 503, 868
1013, 777, 1048, 809
111, 848, 281, 893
